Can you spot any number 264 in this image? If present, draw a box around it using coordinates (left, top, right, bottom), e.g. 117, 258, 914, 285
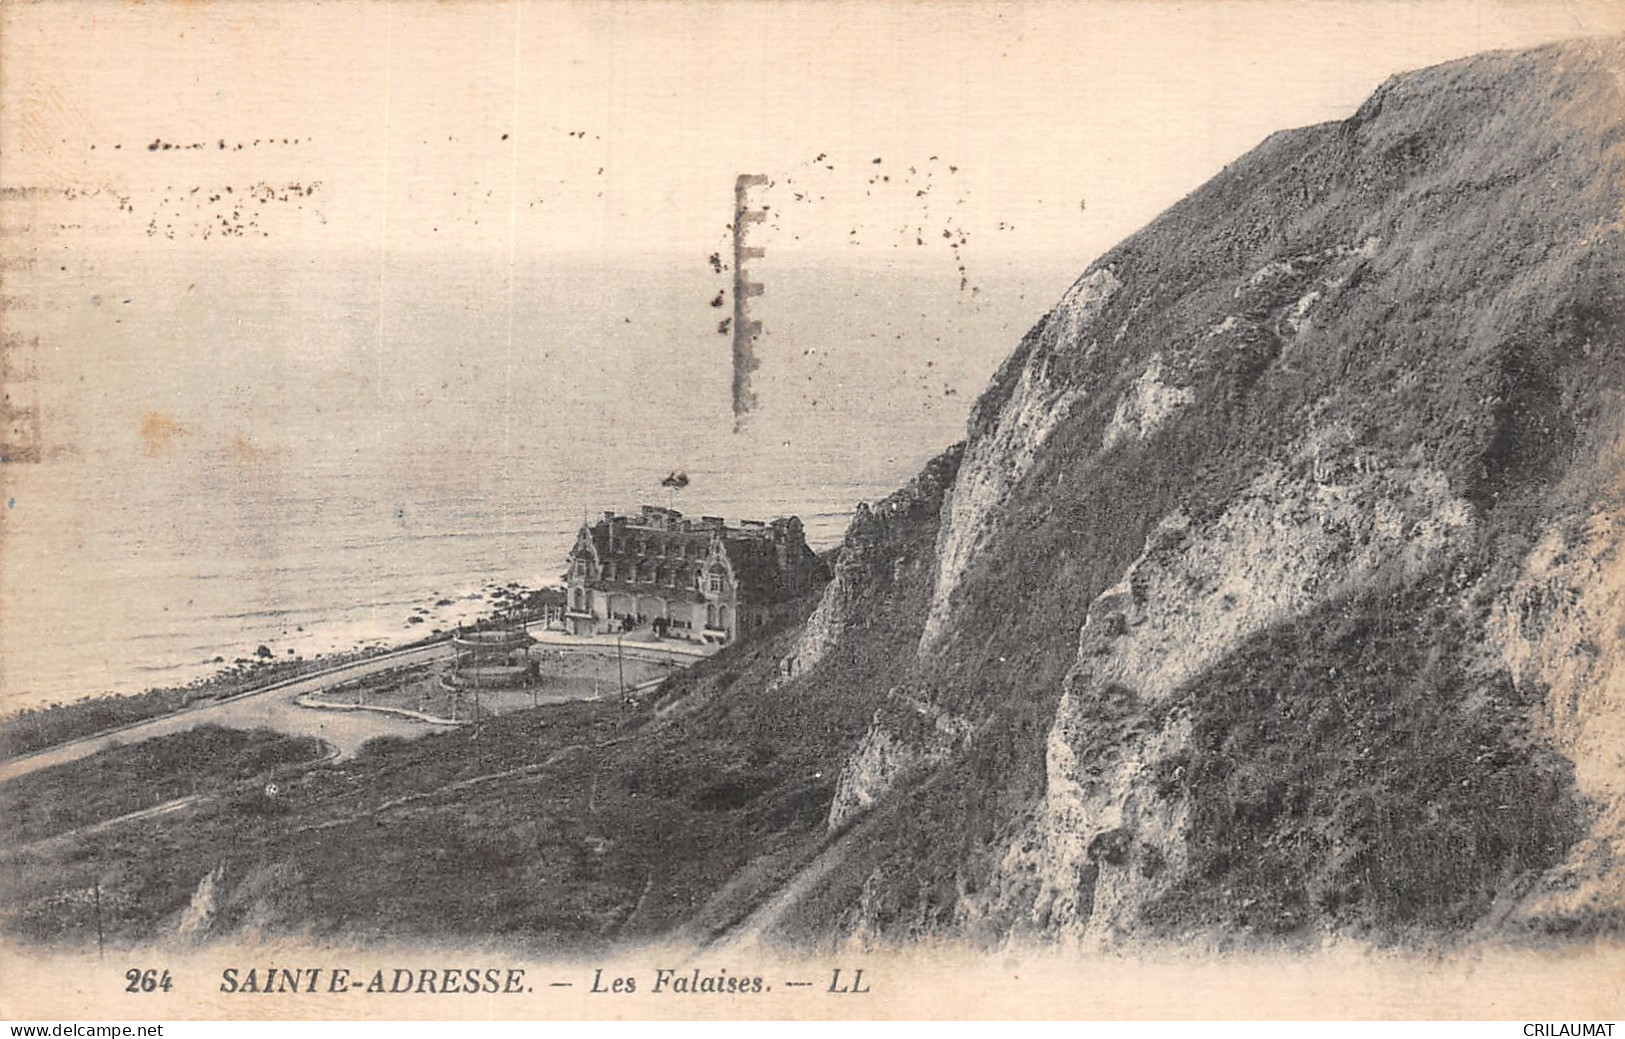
125, 968, 173, 993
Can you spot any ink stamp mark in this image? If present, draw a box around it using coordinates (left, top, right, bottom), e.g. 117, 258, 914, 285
732, 174, 769, 431
0, 333, 43, 464
0, 186, 42, 464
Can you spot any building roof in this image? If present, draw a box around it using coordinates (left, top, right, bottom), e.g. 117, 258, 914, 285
568, 506, 826, 606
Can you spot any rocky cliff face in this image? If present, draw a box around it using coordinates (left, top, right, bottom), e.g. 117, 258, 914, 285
776, 446, 962, 691
779, 36, 1625, 947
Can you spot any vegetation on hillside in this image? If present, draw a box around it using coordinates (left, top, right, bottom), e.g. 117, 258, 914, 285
764, 37, 1625, 945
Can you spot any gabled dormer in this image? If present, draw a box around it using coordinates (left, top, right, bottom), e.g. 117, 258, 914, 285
565, 524, 601, 584
701, 533, 736, 599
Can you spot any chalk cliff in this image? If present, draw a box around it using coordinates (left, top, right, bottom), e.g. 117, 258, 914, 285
769, 36, 1625, 946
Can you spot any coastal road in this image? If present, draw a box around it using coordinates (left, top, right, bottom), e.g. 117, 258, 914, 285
0, 643, 457, 786
0, 633, 715, 787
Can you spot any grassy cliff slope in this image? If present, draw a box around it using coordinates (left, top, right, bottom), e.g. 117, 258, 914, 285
770, 35, 1625, 949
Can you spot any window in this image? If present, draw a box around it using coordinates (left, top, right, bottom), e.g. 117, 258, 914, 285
707, 573, 724, 595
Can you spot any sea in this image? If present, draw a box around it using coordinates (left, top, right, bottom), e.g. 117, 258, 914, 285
0, 248, 1079, 713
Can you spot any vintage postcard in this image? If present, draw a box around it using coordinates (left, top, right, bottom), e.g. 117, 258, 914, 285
3, 0, 1625, 1023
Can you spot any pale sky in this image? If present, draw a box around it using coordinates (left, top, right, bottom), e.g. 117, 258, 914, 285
2, 0, 1621, 461
5, 0, 1620, 270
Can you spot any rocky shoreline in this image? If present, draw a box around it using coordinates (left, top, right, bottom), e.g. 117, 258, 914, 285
0, 582, 565, 761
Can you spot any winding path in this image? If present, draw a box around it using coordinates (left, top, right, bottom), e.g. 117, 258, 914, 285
1, 632, 714, 787
0, 643, 456, 786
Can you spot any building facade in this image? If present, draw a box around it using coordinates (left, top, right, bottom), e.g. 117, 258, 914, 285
563, 505, 828, 643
